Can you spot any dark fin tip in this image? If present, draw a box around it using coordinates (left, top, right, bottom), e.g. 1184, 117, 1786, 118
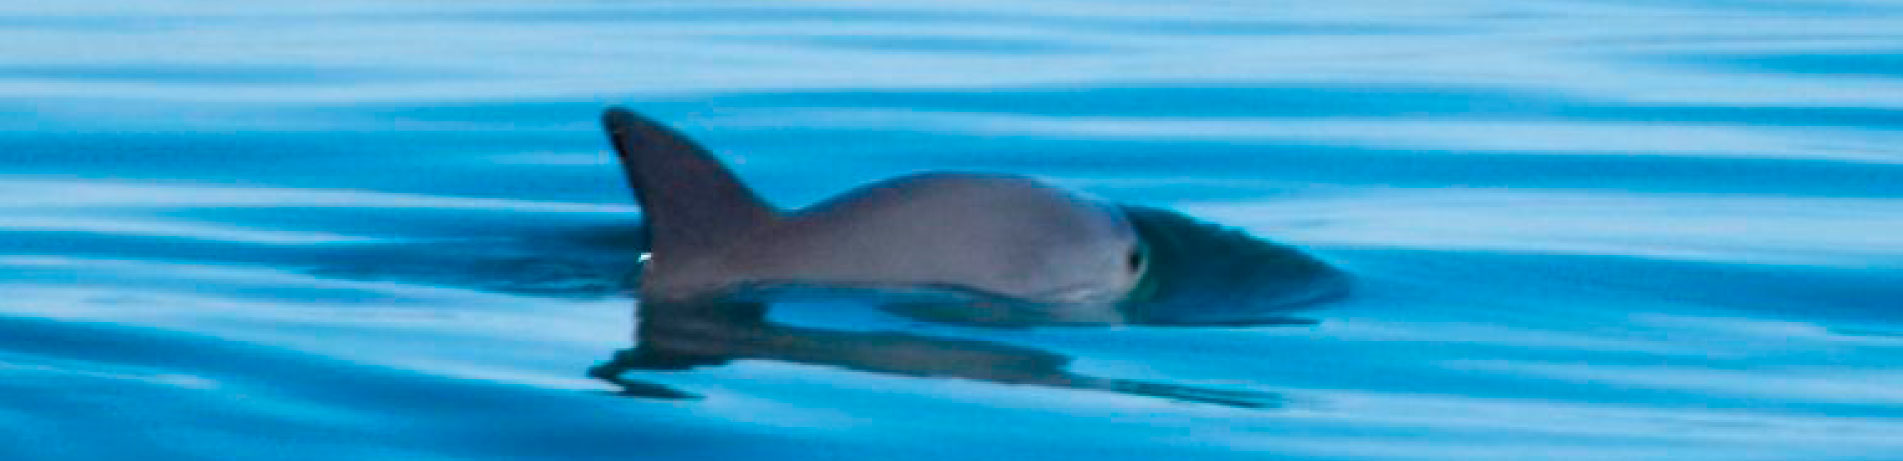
601, 106, 651, 150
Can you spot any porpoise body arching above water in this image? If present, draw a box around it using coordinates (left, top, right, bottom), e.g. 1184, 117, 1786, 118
601, 107, 1347, 326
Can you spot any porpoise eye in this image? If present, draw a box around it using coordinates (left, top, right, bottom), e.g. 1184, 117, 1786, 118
1127, 249, 1144, 273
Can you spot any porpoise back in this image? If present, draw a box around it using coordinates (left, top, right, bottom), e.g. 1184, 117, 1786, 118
602, 107, 1143, 309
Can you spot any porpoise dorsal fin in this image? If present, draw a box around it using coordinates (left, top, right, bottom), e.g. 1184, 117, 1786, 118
601, 106, 776, 261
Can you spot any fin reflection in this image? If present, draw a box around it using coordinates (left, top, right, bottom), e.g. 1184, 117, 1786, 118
590, 300, 1282, 409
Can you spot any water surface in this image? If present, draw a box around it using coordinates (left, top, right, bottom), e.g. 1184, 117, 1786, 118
5, 0, 1903, 459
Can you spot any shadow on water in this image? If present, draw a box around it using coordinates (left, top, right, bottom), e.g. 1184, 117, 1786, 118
588, 299, 1285, 409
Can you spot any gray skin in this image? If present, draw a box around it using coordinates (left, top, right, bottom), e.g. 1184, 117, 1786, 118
604, 108, 1143, 323
662, 173, 1143, 310
602, 106, 1346, 326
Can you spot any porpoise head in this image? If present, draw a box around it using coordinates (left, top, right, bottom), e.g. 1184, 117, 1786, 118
1115, 205, 1349, 325
601, 106, 1347, 326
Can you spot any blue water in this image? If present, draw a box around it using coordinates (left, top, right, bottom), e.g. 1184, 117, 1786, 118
6, 1, 1903, 459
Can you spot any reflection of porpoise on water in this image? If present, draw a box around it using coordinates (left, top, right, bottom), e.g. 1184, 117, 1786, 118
602, 107, 1346, 326
588, 300, 1283, 408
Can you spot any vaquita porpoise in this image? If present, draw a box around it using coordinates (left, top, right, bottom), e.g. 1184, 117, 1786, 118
601, 106, 1348, 326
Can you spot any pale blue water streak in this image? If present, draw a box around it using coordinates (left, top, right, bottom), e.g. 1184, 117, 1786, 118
4, 0, 1903, 459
